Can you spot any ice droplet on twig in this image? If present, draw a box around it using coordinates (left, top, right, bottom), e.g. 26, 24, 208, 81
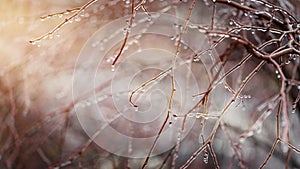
203, 149, 209, 164
111, 65, 115, 72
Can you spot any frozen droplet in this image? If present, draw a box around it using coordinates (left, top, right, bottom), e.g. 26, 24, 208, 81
285, 60, 290, 65
208, 50, 212, 57
134, 106, 138, 112
170, 35, 176, 41
92, 41, 99, 48
169, 121, 173, 127
293, 56, 297, 61
35, 41, 41, 47
256, 124, 262, 134
123, 28, 127, 35
239, 137, 246, 143
282, 143, 288, 153
194, 58, 200, 62
173, 115, 178, 121
127, 27, 131, 33
195, 113, 201, 118
84, 12, 90, 18
111, 65, 115, 72
80, 10, 85, 17
126, 19, 130, 25
75, 16, 81, 22
240, 0, 244, 5
187, 113, 194, 117
58, 14, 63, 18
203, 149, 209, 164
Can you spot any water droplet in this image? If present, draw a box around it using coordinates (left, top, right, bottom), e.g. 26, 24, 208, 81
170, 35, 176, 41
75, 16, 81, 22
208, 50, 212, 57
187, 113, 194, 117
173, 115, 178, 121
111, 65, 115, 72
134, 106, 138, 112
282, 143, 288, 153
123, 28, 127, 35
277, 75, 281, 79
195, 113, 201, 118
244, 95, 251, 99
35, 41, 41, 47
239, 137, 246, 143
127, 27, 131, 33
80, 10, 85, 17
92, 41, 99, 47
30, 41, 36, 45
125, 19, 130, 25
285, 60, 290, 65
125, 0, 130, 5
256, 124, 262, 134
193, 58, 200, 62
203, 149, 209, 164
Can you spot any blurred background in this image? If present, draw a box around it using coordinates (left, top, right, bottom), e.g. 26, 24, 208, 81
0, 0, 300, 169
